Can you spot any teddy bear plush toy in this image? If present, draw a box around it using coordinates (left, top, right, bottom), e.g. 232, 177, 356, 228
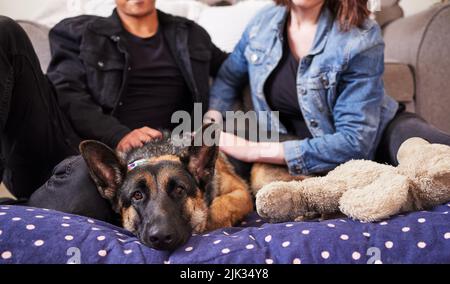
256, 138, 450, 222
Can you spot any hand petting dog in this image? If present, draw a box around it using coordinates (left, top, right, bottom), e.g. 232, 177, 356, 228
218, 131, 286, 165
116, 127, 163, 154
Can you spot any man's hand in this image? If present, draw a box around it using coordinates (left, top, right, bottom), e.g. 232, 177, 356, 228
116, 127, 162, 154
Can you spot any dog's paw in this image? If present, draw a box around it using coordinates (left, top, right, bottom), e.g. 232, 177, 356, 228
206, 198, 235, 231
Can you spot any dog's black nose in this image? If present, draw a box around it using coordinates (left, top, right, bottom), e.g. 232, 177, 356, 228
147, 231, 174, 249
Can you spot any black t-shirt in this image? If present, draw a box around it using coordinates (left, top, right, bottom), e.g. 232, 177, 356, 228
116, 27, 192, 131
264, 27, 312, 139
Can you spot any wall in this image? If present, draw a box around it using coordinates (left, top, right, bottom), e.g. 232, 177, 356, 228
400, 0, 441, 16
0, 0, 42, 19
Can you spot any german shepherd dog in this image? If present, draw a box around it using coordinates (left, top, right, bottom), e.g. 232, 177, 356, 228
79, 125, 253, 250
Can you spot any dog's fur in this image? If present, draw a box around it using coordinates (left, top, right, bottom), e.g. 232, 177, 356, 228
250, 163, 307, 195
80, 126, 253, 250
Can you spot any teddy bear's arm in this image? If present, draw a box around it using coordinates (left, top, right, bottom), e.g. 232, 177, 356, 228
256, 178, 347, 223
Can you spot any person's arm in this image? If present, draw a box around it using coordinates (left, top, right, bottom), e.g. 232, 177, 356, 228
222, 29, 388, 176
285, 39, 388, 175
47, 18, 130, 148
219, 131, 286, 164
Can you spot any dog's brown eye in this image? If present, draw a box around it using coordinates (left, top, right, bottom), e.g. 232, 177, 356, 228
174, 186, 185, 197
132, 191, 144, 201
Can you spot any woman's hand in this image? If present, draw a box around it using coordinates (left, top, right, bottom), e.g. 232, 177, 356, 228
203, 109, 223, 124
116, 127, 162, 154
219, 131, 286, 165
219, 131, 259, 162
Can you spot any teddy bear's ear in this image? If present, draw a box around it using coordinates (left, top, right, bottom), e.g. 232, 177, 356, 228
397, 137, 430, 164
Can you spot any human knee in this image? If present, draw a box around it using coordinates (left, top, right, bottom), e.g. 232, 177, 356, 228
0, 16, 21, 32
0, 16, 27, 44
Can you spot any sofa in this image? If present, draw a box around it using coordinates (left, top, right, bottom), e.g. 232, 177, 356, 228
1, 1, 450, 264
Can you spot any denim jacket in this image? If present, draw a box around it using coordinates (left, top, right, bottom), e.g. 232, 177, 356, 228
209, 4, 399, 175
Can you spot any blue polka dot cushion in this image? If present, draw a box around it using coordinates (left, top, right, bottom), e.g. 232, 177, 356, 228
1, 203, 450, 264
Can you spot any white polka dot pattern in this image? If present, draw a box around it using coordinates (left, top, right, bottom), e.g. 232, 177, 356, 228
340, 234, 349, 241
1, 251, 12, 260
0, 204, 449, 264
26, 224, 35, 230
352, 252, 361, 260
321, 251, 330, 259
417, 242, 427, 249
34, 240, 44, 247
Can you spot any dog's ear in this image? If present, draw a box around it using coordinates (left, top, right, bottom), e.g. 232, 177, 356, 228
181, 124, 220, 188
79, 140, 126, 202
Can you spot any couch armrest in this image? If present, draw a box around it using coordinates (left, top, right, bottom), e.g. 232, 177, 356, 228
383, 3, 450, 133
384, 61, 415, 111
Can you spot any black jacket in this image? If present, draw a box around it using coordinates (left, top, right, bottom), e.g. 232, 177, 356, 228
47, 9, 227, 148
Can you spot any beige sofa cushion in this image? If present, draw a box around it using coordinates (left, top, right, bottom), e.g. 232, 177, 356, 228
384, 62, 415, 111
384, 3, 450, 132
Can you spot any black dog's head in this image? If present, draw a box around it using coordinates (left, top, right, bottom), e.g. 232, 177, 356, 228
80, 127, 219, 251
